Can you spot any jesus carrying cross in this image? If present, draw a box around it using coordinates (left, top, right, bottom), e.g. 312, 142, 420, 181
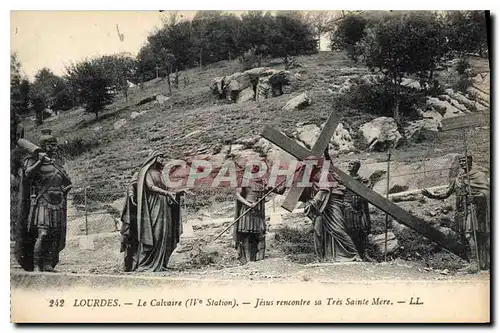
299, 155, 362, 262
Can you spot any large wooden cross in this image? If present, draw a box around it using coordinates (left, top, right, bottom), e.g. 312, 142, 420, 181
261, 112, 467, 259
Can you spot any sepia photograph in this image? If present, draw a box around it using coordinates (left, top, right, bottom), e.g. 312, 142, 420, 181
9, 8, 491, 323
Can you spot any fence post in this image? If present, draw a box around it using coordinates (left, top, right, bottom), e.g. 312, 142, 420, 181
84, 186, 88, 236
384, 151, 391, 262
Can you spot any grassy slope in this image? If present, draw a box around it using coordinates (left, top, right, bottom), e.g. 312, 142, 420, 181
21, 51, 490, 197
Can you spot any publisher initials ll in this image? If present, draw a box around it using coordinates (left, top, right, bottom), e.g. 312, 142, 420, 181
409, 297, 423, 305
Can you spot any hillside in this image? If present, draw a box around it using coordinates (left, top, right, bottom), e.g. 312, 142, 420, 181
21, 51, 490, 194
14, 50, 491, 277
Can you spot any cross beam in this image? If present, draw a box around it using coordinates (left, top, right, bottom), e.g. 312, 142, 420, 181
264, 111, 341, 212
261, 122, 467, 259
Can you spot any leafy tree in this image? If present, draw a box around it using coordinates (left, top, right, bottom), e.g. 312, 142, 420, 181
148, 20, 195, 71
269, 12, 318, 68
30, 67, 75, 112
445, 10, 488, 57
191, 11, 223, 68
330, 14, 368, 60
358, 12, 447, 127
10, 53, 30, 116
137, 44, 157, 84
157, 47, 176, 92
240, 11, 275, 64
94, 54, 137, 103
65, 59, 114, 120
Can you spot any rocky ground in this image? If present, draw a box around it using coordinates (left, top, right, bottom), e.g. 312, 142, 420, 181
10, 195, 489, 282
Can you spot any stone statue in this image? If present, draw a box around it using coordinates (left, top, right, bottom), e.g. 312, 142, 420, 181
15, 129, 72, 272
120, 151, 187, 272
422, 155, 490, 273
343, 160, 374, 262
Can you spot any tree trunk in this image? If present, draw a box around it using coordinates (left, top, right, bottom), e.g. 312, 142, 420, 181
167, 73, 171, 93
199, 47, 203, 70
174, 67, 179, 88
318, 33, 321, 50
284, 55, 289, 70
258, 54, 262, 67
95, 110, 99, 121
392, 78, 405, 141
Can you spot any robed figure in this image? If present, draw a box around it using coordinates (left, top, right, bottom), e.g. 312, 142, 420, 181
120, 152, 184, 272
422, 155, 490, 273
15, 129, 72, 272
299, 157, 361, 262
343, 160, 373, 261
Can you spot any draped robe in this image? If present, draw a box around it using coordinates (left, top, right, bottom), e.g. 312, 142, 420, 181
120, 154, 182, 272
299, 168, 360, 262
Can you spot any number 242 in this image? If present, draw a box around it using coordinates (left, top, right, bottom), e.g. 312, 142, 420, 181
49, 299, 65, 307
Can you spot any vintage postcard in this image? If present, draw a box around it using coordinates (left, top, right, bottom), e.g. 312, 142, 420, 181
9, 9, 490, 323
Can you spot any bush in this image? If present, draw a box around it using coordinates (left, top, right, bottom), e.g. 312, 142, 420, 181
456, 57, 470, 75
275, 225, 315, 254
333, 78, 425, 120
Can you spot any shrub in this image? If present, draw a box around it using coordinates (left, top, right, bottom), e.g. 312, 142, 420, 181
275, 225, 315, 254
333, 78, 425, 120
456, 57, 470, 75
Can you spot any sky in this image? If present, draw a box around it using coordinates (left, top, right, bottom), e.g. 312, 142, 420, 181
10, 10, 331, 80
10, 11, 190, 79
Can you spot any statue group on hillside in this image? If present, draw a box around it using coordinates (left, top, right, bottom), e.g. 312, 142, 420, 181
12, 130, 490, 275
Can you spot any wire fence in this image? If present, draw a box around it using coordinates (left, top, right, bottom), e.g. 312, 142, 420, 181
9, 135, 490, 240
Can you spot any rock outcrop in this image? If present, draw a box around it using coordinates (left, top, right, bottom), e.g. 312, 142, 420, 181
283, 93, 312, 111
359, 117, 403, 152
331, 123, 355, 153
210, 68, 292, 103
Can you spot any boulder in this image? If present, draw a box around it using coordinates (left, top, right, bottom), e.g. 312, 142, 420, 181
136, 95, 156, 106
445, 89, 487, 113
113, 119, 127, 130
359, 117, 403, 152
244, 67, 270, 77
237, 87, 255, 103
155, 94, 170, 105
331, 123, 355, 153
210, 77, 225, 96
404, 116, 441, 143
467, 86, 490, 106
256, 70, 292, 101
283, 93, 312, 111
426, 97, 464, 118
368, 232, 399, 256
294, 123, 320, 149
253, 137, 294, 162
225, 72, 252, 93
401, 78, 421, 89
471, 72, 490, 95
256, 72, 273, 101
